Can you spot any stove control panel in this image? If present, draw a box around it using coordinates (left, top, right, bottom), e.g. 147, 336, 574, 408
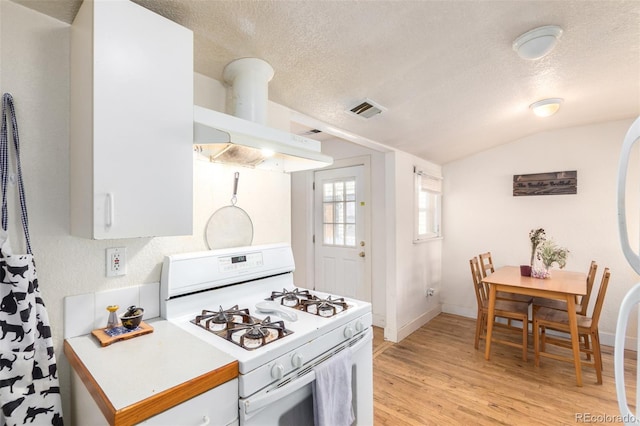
239, 312, 373, 398
218, 252, 264, 273
270, 364, 285, 380
291, 353, 304, 368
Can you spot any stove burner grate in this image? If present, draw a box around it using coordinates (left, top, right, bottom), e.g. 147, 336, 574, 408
266, 288, 313, 308
227, 316, 291, 350
193, 305, 252, 332
190, 306, 293, 350
301, 296, 349, 318
266, 288, 351, 317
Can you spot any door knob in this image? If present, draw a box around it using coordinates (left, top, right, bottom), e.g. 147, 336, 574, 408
359, 252, 365, 258
360, 241, 365, 247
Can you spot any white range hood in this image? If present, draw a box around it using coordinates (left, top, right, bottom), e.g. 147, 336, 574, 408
194, 58, 333, 173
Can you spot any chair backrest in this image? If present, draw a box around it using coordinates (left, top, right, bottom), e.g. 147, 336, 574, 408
470, 257, 488, 308
589, 268, 611, 330
478, 252, 494, 278
579, 260, 598, 315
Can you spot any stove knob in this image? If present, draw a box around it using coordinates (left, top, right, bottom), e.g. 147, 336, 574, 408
271, 363, 285, 380
355, 320, 364, 332
291, 353, 304, 368
344, 326, 354, 339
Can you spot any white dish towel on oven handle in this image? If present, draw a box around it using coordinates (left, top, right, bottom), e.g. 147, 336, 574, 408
312, 347, 355, 426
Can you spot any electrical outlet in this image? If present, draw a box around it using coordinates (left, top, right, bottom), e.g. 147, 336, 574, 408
106, 247, 126, 277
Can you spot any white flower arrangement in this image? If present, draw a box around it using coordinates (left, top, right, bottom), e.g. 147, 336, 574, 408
531, 239, 569, 278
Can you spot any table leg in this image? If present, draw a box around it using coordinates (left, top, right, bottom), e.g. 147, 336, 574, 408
484, 284, 497, 360
566, 295, 583, 387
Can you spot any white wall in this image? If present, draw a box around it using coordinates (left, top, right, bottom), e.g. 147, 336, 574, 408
441, 118, 640, 348
1, 2, 291, 421
385, 150, 442, 342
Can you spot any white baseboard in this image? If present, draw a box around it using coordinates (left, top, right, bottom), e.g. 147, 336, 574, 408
441, 304, 476, 319
372, 313, 386, 328
396, 305, 442, 342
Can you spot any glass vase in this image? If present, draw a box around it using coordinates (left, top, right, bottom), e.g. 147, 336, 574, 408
532, 263, 550, 279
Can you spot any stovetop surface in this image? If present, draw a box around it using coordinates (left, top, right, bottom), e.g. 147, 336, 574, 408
160, 244, 371, 374
163, 275, 370, 374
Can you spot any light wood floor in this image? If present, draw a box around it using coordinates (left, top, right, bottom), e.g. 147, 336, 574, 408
373, 313, 637, 425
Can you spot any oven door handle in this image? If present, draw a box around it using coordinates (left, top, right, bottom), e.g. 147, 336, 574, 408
242, 328, 372, 417
243, 369, 317, 416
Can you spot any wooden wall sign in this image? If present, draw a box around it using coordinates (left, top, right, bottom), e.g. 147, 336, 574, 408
513, 170, 577, 196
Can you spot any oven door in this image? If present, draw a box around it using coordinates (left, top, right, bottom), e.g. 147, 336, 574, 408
240, 327, 373, 426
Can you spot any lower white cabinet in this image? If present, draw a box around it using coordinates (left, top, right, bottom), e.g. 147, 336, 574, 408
138, 380, 238, 426
71, 370, 239, 426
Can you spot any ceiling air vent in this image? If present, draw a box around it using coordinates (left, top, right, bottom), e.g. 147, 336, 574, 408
300, 129, 322, 136
348, 99, 385, 119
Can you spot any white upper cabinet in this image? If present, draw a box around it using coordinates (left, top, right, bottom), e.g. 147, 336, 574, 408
70, 0, 193, 239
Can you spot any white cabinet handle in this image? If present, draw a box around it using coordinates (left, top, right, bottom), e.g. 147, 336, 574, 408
106, 193, 114, 228
199, 416, 211, 426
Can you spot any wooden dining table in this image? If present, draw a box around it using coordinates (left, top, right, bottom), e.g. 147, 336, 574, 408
482, 266, 587, 386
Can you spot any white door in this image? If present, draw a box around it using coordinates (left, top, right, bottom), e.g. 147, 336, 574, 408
314, 166, 370, 302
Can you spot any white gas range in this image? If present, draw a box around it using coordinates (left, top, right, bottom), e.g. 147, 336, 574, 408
160, 243, 373, 425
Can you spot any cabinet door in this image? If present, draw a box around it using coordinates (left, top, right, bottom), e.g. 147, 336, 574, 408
71, 0, 193, 239
138, 380, 239, 426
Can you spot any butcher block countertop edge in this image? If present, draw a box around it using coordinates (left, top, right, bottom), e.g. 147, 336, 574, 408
64, 320, 239, 426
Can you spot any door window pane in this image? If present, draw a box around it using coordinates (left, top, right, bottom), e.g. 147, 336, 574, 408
345, 181, 356, 201
324, 224, 334, 244
346, 202, 356, 223
323, 204, 334, 223
334, 202, 345, 223
323, 183, 333, 202
334, 182, 344, 201
322, 177, 357, 247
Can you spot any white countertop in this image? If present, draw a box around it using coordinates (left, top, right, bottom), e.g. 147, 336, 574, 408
65, 319, 238, 412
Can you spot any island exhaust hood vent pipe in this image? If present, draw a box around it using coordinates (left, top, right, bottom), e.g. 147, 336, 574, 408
194, 58, 333, 173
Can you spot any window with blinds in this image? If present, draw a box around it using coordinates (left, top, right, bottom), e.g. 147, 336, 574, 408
414, 168, 442, 241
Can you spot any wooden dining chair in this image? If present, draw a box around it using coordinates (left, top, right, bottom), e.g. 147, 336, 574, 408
532, 261, 598, 316
531, 261, 599, 364
479, 252, 533, 304
471, 257, 530, 361
533, 268, 611, 384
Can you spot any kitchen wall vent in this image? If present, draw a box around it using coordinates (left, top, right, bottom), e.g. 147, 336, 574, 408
348, 99, 385, 119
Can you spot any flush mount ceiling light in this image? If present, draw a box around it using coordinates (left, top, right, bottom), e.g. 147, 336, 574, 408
529, 98, 563, 117
513, 25, 563, 60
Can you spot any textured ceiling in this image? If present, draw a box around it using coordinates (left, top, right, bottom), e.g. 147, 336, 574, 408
13, 0, 640, 164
